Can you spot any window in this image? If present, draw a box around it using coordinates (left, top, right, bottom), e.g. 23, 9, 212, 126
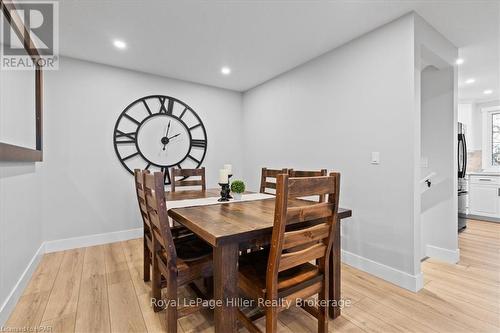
482, 106, 500, 171
493, 113, 500, 166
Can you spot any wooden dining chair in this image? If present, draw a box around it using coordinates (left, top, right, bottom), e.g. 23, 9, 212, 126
134, 169, 195, 282
288, 169, 328, 202
260, 167, 288, 194
170, 167, 206, 192
143, 172, 213, 333
237, 173, 340, 333
134, 169, 154, 282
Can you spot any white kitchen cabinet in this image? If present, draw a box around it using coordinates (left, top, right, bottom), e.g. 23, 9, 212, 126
468, 175, 500, 218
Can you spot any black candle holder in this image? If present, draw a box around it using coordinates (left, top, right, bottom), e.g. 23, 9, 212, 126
227, 174, 233, 199
218, 183, 230, 202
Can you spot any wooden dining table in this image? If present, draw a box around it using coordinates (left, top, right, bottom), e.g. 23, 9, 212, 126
166, 189, 352, 333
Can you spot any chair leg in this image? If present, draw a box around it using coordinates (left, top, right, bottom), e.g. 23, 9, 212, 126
151, 251, 162, 312
318, 279, 329, 333
265, 305, 278, 333
143, 237, 151, 282
166, 271, 178, 333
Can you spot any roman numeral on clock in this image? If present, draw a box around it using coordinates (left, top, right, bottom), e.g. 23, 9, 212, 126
115, 130, 136, 143
158, 97, 174, 115
191, 139, 207, 148
143, 100, 152, 115
179, 107, 188, 119
189, 123, 202, 131
187, 154, 200, 164
160, 167, 171, 185
158, 97, 167, 113
124, 114, 141, 126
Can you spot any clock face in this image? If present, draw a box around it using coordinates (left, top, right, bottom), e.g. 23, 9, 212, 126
113, 95, 207, 185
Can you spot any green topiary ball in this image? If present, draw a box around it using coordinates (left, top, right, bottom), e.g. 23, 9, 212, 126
230, 180, 245, 193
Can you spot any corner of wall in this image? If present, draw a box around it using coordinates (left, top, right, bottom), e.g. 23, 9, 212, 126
0, 242, 45, 326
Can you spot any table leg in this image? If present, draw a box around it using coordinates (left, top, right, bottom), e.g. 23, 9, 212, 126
214, 242, 239, 332
329, 217, 341, 319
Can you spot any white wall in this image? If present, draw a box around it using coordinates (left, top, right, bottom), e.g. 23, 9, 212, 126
243, 14, 421, 289
420, 66, 457, 261
41, 57, 243, 241
0, 163, 43, 323
0, 66, 44, 322
414, 14, 458, 264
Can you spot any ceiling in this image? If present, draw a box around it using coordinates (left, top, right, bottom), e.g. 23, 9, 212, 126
57, 0, 499, 99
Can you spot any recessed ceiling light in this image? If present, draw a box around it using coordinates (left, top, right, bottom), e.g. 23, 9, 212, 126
221, 66, 231, 75
113, 39, 127, 50
465, 78, 475, 84
484, 89, 493, 95
455, 58, 464, 65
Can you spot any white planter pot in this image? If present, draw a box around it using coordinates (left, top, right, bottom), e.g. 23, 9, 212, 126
233, 192, 242, 200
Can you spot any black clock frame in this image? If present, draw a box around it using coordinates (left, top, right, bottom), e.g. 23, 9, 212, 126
113, 95, 208, 185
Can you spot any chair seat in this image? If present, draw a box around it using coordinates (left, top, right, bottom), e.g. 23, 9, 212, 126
157, 236, 213, 286
238, 249, 322, 300
175, 236, 212, 262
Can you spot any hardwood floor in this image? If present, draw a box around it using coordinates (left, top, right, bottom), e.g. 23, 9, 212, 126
6, 219, 500, 332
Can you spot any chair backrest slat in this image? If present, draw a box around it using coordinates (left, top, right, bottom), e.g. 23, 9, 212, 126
282, 223, 331, 250
286, 202, 334, 224
288, 169, 328, 202
260, 167, 288, 194
171, 167, 206, 192
267, 173, 340, 290
143, 172, 177, 262
287, 176, 336, 198
279, 243, 327, 272
288, 169, 327, 178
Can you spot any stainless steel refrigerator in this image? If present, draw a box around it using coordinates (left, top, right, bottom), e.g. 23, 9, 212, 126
458, 123, 468, 230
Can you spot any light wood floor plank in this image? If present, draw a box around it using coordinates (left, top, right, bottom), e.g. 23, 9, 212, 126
40, 249, 85, 333
74, 245, 111, 333
424, 258, 500, 285
5, 252, 64, 328
423, 264, 499, 299
342, 272, 468, 332
121, 239, 182, 333
353, 297, 439, 333
104, 242, 148, 333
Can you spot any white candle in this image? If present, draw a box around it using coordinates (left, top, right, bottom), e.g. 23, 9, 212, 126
219, 169, 229, 184
224, 164, 232, 175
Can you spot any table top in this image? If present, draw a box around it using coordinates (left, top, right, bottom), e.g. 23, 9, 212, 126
167, 188, 352, 246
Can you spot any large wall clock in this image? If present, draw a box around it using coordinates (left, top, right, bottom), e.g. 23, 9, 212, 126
113, 95, 207, 185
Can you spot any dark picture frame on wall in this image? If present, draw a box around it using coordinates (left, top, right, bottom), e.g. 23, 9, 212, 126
0, 0, 43, 162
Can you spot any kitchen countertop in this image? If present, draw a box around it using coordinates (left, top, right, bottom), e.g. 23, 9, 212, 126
467, 172, 500, 176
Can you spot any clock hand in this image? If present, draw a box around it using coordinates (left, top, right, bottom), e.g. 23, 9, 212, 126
162, 121, 171, 151
168, 133, 181, 140
165, 120, 171, 137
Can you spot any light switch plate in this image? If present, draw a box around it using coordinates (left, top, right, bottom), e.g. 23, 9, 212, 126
371, 152, 380, 164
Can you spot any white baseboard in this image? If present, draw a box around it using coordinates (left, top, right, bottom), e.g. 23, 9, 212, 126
425, 245, 460, 263
341, 250, 423, 292
0, 242, 45, 326
44, 228, 143, 253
